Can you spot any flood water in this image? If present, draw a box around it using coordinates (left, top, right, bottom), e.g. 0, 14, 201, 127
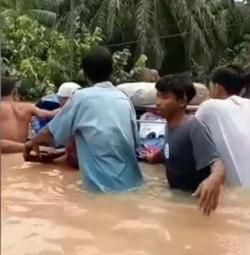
1, 154, 250, 255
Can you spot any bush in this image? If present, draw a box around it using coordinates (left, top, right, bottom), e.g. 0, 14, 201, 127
2, 14, 103, 100
111, 49, 147, 85
2, 14, 148, 100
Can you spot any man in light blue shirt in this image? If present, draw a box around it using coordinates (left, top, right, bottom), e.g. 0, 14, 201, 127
23, 46, 143, 192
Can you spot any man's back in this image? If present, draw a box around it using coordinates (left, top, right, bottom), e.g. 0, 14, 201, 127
1, 101, 32, 142
49, 82, 143, 192
196, 96, 250, 187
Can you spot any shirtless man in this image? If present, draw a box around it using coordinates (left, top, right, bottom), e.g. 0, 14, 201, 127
1, 77, 59, 153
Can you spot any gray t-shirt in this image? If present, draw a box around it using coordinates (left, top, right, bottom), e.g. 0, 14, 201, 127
164, 115, 220, 191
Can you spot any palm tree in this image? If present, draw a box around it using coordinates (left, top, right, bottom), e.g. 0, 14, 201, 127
77, 0, 229, 70
0, 0, 58, 27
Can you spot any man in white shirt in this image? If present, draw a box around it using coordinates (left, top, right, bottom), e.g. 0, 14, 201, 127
196, 65, 250, 187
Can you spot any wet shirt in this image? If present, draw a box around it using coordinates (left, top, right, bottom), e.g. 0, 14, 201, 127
164, 116, 220, 191
196, 96, 250, 187
48, 81, 143, 192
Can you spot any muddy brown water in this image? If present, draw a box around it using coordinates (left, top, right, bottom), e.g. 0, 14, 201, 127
1, 154, 250, 255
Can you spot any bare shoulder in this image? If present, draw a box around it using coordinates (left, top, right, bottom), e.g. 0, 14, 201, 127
20, 102, 36, 113
0, 101, 33, 120
12, 101, 36, 118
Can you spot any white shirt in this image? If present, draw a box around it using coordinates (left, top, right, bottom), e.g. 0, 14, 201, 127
196, 96, 250, 187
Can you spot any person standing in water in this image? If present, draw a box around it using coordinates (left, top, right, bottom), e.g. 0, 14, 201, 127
144, 74, 225, 215
196, 65, 250, 187
1, 77, 59, 153
23, 46, 143, 192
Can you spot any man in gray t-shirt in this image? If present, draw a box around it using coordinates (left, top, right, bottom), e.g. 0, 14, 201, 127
165, 115, 220, 191
145, 74, 225, 215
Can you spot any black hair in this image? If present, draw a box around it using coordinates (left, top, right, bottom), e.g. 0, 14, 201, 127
155, 74, 196, 103
241, 72, 250, 98
211, 65, 247, 95
81, 46, 113, 83
244, 72, 250, 86
1, 77, 17, 97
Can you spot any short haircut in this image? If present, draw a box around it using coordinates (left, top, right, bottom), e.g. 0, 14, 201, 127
244, 72, 250, 86
82, 46, 113, 83
1, 77, 17, 97
211, 65, 245, 95
155, 74, 196, 103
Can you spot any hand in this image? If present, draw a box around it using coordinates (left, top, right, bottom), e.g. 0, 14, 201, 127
23, 141, 40, 161
193, 177, 221, 216
51, 108, 61, 116
39, 147, 66, 163
137, 148, 158, 163
144, 150, 157, 163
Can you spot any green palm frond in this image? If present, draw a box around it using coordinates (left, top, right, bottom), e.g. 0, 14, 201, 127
134, 0, 153, 53
106, 0, 121, 40
89, 0, 109, 36
28, 9, 57, 27
168, 0, 211, 65
149, 0, 165, 67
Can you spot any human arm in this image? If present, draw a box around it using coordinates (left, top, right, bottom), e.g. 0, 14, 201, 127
24, 98, 79, 161
30, 104, 60, 118
23, 128, 53, 161
1, 139, 24, 153
194, 160, 225, 216
190, 118, 225, 216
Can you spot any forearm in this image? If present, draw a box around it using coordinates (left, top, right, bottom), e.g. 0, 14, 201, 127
32, 106, 59, 118
1, 139, 24, 153
209, 160, 225, 184
30, 128, 54, 146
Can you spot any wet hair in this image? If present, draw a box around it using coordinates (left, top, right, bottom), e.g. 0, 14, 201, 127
211, 65, 248, 95
82, 46, 113, 83
1, 77, 17, 97
155, 74, 196, 103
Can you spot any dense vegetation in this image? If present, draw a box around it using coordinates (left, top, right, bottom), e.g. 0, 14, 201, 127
1, 0, 250, 99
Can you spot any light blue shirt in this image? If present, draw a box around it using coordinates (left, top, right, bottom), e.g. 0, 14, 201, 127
48, 81, 143, 192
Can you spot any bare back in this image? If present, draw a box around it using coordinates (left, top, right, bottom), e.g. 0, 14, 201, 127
1, 101, 33, 143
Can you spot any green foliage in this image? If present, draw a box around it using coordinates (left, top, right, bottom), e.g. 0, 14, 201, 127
2, 14, 147, 100
219, 34, 250, 67
2, 0, 250, 99
111, 49, 147, 85
79, 0, 231, 70
2, 14, 104, 100
1, 0, 58, 27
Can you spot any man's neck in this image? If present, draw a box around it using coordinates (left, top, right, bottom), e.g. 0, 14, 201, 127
218, 94, 230, 99
168, 111, 187, 128
217, 89, 235, 99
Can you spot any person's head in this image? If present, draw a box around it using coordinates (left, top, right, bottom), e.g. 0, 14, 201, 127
155, 74, 196, 121
1, 77, 18, 99
82, 46, 113, 84
210, 65, 246, 98
57, 82, 81, 106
